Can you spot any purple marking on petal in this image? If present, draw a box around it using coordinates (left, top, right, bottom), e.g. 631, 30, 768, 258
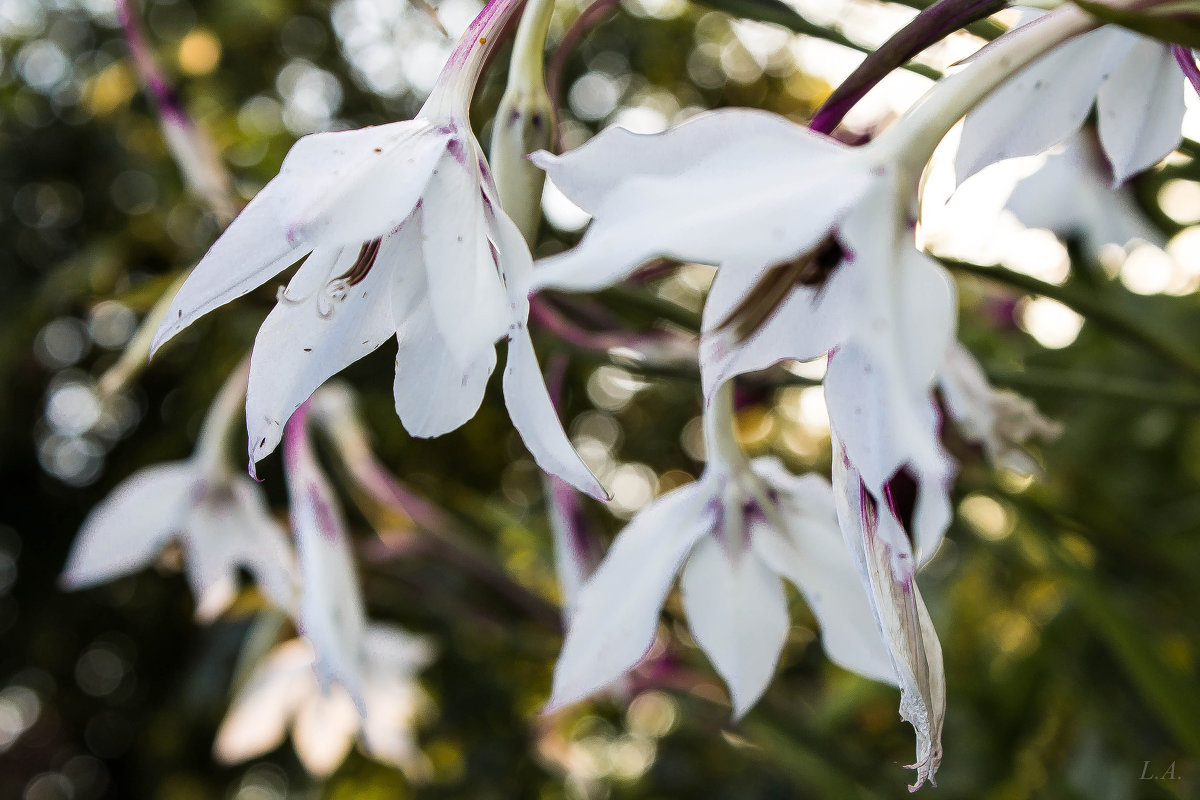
1174, 46, 1200, 97
883, 466, 919, 549
446, 138, 467, 164
859, 478, 879, 535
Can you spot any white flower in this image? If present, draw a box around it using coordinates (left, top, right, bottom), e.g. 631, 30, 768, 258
214, 627, 434, 779
149, 0, 604, 501
549, 387, 894, 719
60, 462, 298, 621
283, 399, 373, 705
532, 106, 957, 576
249, 399, 435, 779
532, 107, 957, 786
940, 342, 1062, 476
956, 13, 1187, 186
1001, 132, 1165, 257
60, 363, 297, 621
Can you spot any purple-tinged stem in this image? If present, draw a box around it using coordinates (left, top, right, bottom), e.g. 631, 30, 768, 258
1175, 45, 1200, 96
546, 0, 621, 151
810, 0, 1008, 135
531, 297, 651, 352
116, 0, 236, 223
421, 0, 529, 119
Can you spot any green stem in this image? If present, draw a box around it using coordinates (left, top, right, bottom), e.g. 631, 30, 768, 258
988, 366, 1200, 407
944, 258, 1200, 380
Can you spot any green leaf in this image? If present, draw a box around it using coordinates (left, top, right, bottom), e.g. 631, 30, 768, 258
1072, 0, 1200, 49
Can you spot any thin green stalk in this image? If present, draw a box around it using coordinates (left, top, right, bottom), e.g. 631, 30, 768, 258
987, 366, 1200, 407
944, 258, 1200, 381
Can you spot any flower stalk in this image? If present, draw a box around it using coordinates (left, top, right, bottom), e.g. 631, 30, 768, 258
490, 0, 558, 241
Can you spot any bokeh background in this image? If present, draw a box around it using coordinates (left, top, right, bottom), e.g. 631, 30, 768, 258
2, 0, 1200, 798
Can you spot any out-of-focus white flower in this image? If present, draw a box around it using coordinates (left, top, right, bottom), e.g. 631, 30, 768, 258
214, 627, 434, 779
149, 0, 604, 501
1002, 133, 1165, 257
957, 13, 1187, 186
549, 386, 894, 719
60, 361, 297, 621
283, 399, 371, 706
219, 399, 437, 779
940, 342, 1062, 476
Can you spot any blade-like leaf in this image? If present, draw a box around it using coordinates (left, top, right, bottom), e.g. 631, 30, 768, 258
1072, 0, 1200, 49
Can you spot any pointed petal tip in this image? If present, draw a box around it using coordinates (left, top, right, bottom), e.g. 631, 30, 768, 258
527, 150, 556, 169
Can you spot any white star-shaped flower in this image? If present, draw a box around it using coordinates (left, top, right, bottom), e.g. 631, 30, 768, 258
150, 2, 604, 501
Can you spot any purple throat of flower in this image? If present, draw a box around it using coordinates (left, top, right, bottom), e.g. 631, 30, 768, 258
714, 236, 848, 343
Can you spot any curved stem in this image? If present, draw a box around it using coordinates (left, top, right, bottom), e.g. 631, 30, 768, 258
873, 4, 1098, 172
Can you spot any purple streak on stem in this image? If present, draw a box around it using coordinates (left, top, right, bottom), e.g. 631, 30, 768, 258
117, 0, 236, 223
341, 432, 564, 630
117, 0, 186, 123
530, 297, 654, 352
422, 0, 529, 118
1175, 46, 1200, 97
546, 0, 621, 151
809, 0, 1007, 135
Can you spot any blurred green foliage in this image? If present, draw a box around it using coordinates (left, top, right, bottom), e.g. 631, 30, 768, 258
1, 1, 1199, 799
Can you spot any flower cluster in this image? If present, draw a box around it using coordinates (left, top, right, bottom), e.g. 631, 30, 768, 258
58, 0, 1200, 791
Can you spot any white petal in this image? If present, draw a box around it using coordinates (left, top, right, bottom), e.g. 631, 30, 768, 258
214, 638, 315, 765
502, 328, 607, 500
59, 462, 194, 590
532, 109, 836, 215
1003, 134, 1165, 253
1097, 39, 1185, 185
282, 121, 450, 245
546, 476, 594, 615
748, 460, 894, 685
152, 122, 448, 354
285, 414, 368, 710
485, 194, 535, 312
955, 28, 1131, 182
680, 536, 789, 718
182, 475, 299, 621
292, 689, 361, 778
393, 303, 497, 439
829, 433, 945, 790
246, 235, 404, 469
824, 349, 953, 563
359, 628, 434, 778
531, 124, 868, 293
547, 484, 712, 709
698, 255, 862, 399
420, 156, 510, 363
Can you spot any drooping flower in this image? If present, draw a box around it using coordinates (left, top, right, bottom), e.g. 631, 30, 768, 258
214, 627, 435, 779
549, 385, 895, 719
60, 361, 297, 621
956, 12, 1188, 186
1000, 132, 1165, 258
236, 398, 436, 779
283, 400, 372, 705
149, 0, 604, 501
940, 342, 1062, 476
530, 105, 965, 788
